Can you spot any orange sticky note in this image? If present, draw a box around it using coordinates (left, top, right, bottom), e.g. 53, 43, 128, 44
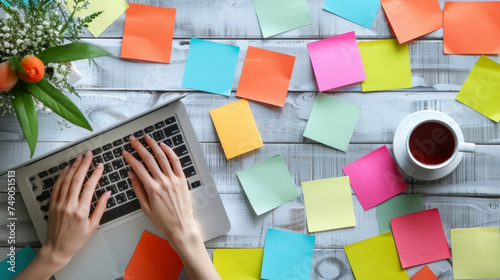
410, 265, 439, 280
236, 46, 295, 107
123, 231, 183, 280
381, 0, 442, 43
210, 99, 264, 159
444, 2, 500, 54
121, 3, 176, 63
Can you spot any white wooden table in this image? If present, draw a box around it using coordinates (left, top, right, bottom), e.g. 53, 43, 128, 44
1, 1, 500, 279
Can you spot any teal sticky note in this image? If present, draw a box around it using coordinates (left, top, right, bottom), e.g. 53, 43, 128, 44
303, 92, 361, 152
261, 229, 315, 279
324, 0, 381, 29
236, 155, 300, 215
0, 246, 36, 280
252, 0, 312, 38
376, 194, 424, 234
182, 38, 240, 96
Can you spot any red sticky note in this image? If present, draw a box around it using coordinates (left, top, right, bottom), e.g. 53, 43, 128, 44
121, 3, 176, 63
391, 209, 451, 268
444, 2, 500, 54
410, 265, 439, 280
123, 231, 183, 280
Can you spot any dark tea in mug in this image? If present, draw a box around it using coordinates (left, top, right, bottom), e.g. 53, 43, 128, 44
408, 121, 456, 165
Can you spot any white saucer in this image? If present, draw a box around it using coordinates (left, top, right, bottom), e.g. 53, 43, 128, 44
393, 111, 464, 181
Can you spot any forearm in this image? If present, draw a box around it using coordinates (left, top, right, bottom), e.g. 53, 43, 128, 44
13, 247, 67, 280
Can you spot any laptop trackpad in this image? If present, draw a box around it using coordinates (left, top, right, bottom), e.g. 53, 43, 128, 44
103, 215, 162, 275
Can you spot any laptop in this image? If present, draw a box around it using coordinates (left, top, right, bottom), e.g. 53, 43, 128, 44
8, 93, 231, 279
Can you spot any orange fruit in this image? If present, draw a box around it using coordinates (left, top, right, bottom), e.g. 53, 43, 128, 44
0, 61, 19, 91
18, 56, 45, 83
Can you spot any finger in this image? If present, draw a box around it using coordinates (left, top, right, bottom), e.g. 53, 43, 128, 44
89, 190, 111, 228
144, 134, 173, 176
49, 166, 69, 208
68, 150, 93, 201
129, 135, 164, 178
80, 163, 104, 207
59, 154, 84, 202
128, 171, 151, 213
122, 149, 155, 188
160, 143, 184, 178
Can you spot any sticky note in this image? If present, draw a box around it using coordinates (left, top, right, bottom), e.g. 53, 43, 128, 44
323, 0, 380, 29
380, 0, 443, 43
307, 31, 366, 92
391, 209, 451, 268
444, 2, 500, 54
210, 99, 263, 159
261, 229, 315, 280
450, 227, 500, 279
120, 4, 176, 63
345, 232, 409, 280
213, 248, 263, 280
342, 146, 408, 211
236, 46, 295, 107
67, 0, 129, 37
182, 38, 240, 96
0, 246, 35, 280
252, 0, 312, 38
302, 176, 356, 232
358, 39, 412, 92
456, 56, 500, 122
236, 155, 300, 215
123, 231, 183, 280
410, 265, 438, 280
303, 92, 360, 152
376, 194, 424, 234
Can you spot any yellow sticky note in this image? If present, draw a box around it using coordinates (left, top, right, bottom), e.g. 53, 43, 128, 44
67, 0, 129, 37
302, 176, 356, 232
456, 56, 500, 122
450, 227, 500, 279
358, 39, 413, 92
210, 99, 264, 159
213, 248, 264, 280
345, 232, 409, 280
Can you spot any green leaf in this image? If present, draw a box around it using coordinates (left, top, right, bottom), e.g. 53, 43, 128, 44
25, 79, 93, 131
11, 83, 38, 158
37, 42, 112, 64
9, 56, 28, 74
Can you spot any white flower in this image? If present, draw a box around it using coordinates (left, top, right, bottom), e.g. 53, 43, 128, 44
4, 41, 10, 48
1, 26, 10, 32
36, 30, 42, 36
11, 49, 17, 55
16, 39, 24, 45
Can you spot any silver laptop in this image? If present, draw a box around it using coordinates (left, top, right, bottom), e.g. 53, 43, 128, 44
9, 93, 231, 279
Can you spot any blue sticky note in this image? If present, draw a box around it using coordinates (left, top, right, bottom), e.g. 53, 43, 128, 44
261, 229, 315, 279
323, 0, 381, 29
182, 38, 240, 96
0, 246, 36, 280
2, 0, 36, 6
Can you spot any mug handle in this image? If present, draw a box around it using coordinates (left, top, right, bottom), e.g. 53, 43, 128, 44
458, 142, 475, 153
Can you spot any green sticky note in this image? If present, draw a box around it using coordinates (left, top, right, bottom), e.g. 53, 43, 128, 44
0, 246, 36, 280
67, 0, 129, 37
451, 227, 500, 279
302, 176, 356, 233
358, 39, 413, 92
252, 0, 312, 38
345, 232, 409, 280
303, 92, 360, 152
376, 194, 424, 234
213, 248, 263, 280
237, 155, 300, 215
456, 56, 500, 122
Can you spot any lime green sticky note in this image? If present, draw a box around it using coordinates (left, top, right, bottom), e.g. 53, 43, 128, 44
302, 176, 356, 233
451, 227, 500, 279
213, 248, 263, 280
236, 155, 300, 216
67, 0, 129, 37
376, 194, 424, 234
456, 56, 500, 122
345, 232, 409, 280
303, 92, 361, 152
358, 39, 413, 92
252, 0, 312, 38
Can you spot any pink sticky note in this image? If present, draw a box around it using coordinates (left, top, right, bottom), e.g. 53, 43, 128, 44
342, 146, 408, 211
391, 209, 452, 268
307, 31, 366, 92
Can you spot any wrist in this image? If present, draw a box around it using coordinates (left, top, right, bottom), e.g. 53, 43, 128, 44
167, 221, 204, 255
38, 245, 71, 272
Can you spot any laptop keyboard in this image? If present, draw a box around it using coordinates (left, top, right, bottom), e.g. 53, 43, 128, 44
33, 116, 202, 225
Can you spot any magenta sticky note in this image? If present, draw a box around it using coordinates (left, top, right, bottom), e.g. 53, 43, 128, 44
307, 31, 366, 92
342, 146, 408, 211
391, 209, 451, 268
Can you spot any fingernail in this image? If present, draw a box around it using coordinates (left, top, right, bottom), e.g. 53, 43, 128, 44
129, 135, 136, 141
144, 134, 151, 140
160, 142, 166, 147
85, 150, 92, 158
105, 191, 112, 199
64, 166, 70, 171
75, 155, 83, 162
122, 150, 129, 155
127, 171, 135, 179
96, 163, 103, 169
